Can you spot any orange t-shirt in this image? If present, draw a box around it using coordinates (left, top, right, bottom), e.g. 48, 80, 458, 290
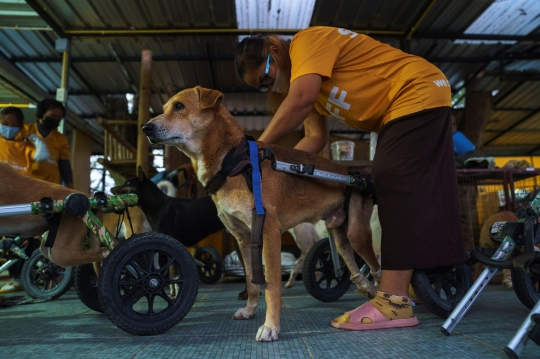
25, 123, 71, 184
290, 26, 451, 132
0, 129, 37, 176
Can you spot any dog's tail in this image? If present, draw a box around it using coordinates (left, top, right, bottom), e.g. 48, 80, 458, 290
157, 180, 177, 197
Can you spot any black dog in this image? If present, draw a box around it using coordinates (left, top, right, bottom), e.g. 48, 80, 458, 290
110, 167, 260, 300
110, 166, 225, 246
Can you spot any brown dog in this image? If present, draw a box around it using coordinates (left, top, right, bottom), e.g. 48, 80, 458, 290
141, 86, 379, 341
0, 162, 112, 267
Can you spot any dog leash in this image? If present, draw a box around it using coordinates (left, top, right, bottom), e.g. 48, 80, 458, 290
247, 140, 266, 285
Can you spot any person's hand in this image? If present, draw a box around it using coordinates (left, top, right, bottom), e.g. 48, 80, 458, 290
28, 134, 50, 161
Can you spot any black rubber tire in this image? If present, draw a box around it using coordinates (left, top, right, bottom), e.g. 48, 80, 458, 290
194, 246, 223, 284
511, 267, 540, 310
97, 233, 199, 336
302, 238, 352, 302
74, 263, 103, 312
411, 264, 473, 319
20, 249, 74, 300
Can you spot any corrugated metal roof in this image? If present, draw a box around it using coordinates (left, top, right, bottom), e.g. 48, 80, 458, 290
464, 0, 540, 36
235, 0, 315, 30
0, 0, 539, 156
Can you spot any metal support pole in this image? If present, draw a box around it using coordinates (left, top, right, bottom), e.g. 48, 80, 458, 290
273, 160, 358, 186
441, 238, 516, 335
504, 299, 540, 358
137, 49, 152, 176
0, 259, 19, 274
0, 204, 32, 217
55, 38, 71, 134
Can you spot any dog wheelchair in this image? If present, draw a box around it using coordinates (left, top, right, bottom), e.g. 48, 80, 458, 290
0, 192, 199, 336
0, 236, 74, 300
441, 192, 540, 358
272, 157, 473, 317
112, 168, 225, 286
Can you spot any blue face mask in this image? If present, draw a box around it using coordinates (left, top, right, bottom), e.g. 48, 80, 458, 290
0, 124, 21, 140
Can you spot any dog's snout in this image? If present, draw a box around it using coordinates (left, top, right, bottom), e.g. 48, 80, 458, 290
141, 123, 154, 134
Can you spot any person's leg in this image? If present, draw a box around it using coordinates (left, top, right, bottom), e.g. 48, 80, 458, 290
364, 270, 415, 322
331, 107, 464, 330
332, 270, 416, 328
378, 269, 413, 296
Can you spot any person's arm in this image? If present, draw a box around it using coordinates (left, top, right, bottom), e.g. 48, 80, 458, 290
258, 74, 322, 146
294, 112, 328, 154
58, 159, 74, 189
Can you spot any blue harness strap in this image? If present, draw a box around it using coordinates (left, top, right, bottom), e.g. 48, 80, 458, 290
247, 140, 265, 215
247, 140, 266, 284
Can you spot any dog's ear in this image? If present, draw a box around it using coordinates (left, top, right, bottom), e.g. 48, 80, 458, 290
137, 166, 147, 181
196, 86, 223, 110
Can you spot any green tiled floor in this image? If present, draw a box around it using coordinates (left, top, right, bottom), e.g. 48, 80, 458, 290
1, 277, 539, 359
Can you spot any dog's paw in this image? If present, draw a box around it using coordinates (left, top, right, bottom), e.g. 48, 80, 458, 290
256, 325, 279, 341
97, 250, 110, 260
232, 308, 256, 320
284, 281, 294, 289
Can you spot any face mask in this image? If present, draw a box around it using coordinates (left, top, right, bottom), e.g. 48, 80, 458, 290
42, 116, 60, 129
0, 124, 21, 140
271, 55, 284, 93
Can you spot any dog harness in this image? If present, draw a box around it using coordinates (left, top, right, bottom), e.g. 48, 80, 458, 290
204, 136, 268, 284
248, 140, 266, 284
203, 136, 375, 286
204, 136, 256, 195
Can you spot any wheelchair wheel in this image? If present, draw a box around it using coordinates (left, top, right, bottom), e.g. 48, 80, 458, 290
411, 264, 473, 318
511, 268, 540, 309
194, 246, 223, 284
97, 233, 199, 336
75, 263, 102, 312
302, 238, 352, 302
21, 249, 74, 300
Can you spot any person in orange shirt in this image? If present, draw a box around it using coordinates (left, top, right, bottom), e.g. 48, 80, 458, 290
0, 106, 49, 293
235, 26, 466, 330
25, 98, 73, 189
0, 107, 49, 176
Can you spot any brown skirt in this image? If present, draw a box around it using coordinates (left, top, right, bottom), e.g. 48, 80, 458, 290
372, 107, 467, 270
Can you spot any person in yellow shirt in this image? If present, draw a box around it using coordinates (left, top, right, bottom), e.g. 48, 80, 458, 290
25, 98, 73, 189
0, 106, 49, 293
234, 26, 466, 330
0, 106, 49, 175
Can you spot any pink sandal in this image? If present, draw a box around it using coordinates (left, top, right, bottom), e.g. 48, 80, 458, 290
330, 302, 419, 330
